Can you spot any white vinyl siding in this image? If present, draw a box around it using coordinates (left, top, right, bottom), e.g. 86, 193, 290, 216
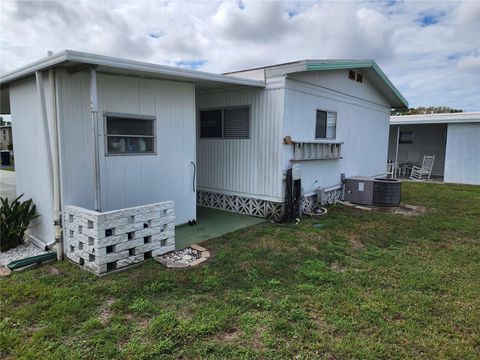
197, 85, 285, 201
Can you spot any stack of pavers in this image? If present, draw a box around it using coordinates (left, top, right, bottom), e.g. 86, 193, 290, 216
64, 201, 175, 275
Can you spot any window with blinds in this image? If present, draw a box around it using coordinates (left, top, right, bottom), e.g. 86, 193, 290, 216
315, 110, 337, 140
200, 106, 250, 139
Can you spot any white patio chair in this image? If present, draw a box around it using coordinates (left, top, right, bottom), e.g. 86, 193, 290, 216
410, 155, 435, 181
386, 161, 396, 178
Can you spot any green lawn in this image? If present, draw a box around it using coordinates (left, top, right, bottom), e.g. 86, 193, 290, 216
1, 182, 479, 359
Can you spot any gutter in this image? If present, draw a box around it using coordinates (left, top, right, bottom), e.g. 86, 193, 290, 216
35, 69, 63, 260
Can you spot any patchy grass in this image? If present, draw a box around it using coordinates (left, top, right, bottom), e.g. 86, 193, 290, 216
1, 182, 479, 359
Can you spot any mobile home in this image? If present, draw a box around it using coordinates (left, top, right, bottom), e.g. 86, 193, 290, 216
1, 51, 407, 273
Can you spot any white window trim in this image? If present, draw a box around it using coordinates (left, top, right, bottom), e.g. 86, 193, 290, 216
104, 112, 156, 156
315, 108, 337, 140
199, 105, 251, 140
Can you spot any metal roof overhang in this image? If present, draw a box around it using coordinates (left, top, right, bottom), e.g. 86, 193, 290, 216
0, 50, 265, 114
0, 50, 265, 90
390, 112, 480, 125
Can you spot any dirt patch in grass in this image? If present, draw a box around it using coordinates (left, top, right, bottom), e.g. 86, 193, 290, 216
99, 299, 115, 324
376, 203, 427, 216
47, 266, 65, 276
347, 233, 365, 250
217, 327, 243, 342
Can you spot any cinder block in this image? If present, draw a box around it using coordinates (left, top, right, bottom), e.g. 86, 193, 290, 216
97, 234, 128, 247
85, 262, 107, 274
166, 237, 175, 246
66, 252, 82, 264
74, 233, 91, 244
81, 227, 103, 239
152, 230, 174, 242
116, 254, 145, 268
134, 227, 160, 238
134, 211, 161, 222
103, 217, 128, 229
103, 210, 124, 221
133, 242, 161, 255
114, 222, 145, 234
73, 249, 90, 260
95, 250, 129, 265
150, 215, 175, 227
83, 244, 106, 257
152, 245, 175, 257
113, 238, 143, 252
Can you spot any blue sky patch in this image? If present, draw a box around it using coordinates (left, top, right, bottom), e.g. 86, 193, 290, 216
175, 60, 207, 69
416, 11, 444, 27
447, 53, 461, 61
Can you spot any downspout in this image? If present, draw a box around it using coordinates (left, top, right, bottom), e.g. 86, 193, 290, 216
90, 67, 101, 211
49, 69, 63, 260
394, 126, 400, 179
36, 70, 62, 259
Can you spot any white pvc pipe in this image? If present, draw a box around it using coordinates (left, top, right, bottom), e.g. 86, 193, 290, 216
35, 72, 53, 180
90, 68, 101, 211
49, 70, 63, 260
394, 126, 400, 179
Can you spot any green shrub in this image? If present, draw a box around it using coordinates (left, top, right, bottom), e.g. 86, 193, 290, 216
0, 194, 39, 251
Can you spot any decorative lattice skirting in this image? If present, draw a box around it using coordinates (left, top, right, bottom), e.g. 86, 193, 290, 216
197, 188, 342, 221
64, 202, 175, 275
197, 190, 284, 221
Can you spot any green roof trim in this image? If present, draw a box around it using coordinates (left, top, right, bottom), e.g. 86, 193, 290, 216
306, 60, 408, 108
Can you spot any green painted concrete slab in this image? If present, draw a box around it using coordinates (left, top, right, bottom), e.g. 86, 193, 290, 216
175, 207, 265, 250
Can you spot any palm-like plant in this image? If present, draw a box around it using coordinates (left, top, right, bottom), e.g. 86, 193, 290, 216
0, 194, 39, 252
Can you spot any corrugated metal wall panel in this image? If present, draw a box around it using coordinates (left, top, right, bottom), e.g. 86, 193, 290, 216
9, 76, 54, 244
96, 74, 196, 225
59, 72, 196, 225
57, 71, 95, 210
196, 87, 285, 201
444, 123, 480, 185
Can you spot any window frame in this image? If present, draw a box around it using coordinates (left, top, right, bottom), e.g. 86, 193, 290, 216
315, 108, 337, 140
198, 105, 251, 140
199, 108, 224, 139
103, 112, 156, 156
399, 131, 414, 144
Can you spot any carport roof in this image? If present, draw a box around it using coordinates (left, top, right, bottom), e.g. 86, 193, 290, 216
390, 112, 480, 125
0, 50, 265, 90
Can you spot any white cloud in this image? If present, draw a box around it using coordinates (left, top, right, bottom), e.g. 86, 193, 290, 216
0, 0, 479, 110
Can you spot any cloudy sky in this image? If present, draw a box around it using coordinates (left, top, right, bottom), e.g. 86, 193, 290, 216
1, 0, 479, 110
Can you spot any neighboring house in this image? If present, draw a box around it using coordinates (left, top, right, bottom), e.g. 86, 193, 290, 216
388, 112, 480, 185
0, 125, 12, 150
0, 50, 406, 270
